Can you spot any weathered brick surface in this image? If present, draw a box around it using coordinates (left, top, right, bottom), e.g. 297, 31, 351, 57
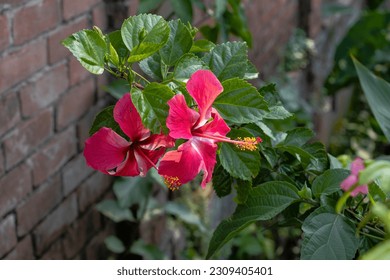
19, 63, 69, 117
92, 2, 107, 29
69, 56, 91, 86
56, 78, 96, 129
0, 39, 47, 94
29, 126, 77, 186
0, 214, 17, 258
40, 239, 64, 259
0, 93, 21, 138
34, 194, 78, 255
48, 16, 89, 64
13, 0, 60, 45
17, 175, 62, 236
0, 164, 32, 218
78, 172, 112, 213
62, 0, 101, 20
63, 209, 101, 259
62, 154, 94, 196
4, 235, 34, 260
0, 148, 4, 176
4, 108, 53, 169
0, 14, 10, 51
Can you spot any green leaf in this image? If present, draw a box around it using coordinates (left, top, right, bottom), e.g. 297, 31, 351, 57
159, 20, 193, 66
219, 129, 260, 181
214, 78, 268, 124
139, 53, 163, 81
244, 61, 259, 80
203, 41, 248, 81
173, 54, 206, 81
212, 163, 233, 198
131, 84, 174, 133
164, 202, 206, 232
304, 142, 329, 173
361, 239, 390, 260
233, 179, 251, 204
113, 177, 153, 219
130, 239, 166, 260
104, 235, 125, 254
301, 207, 359, 259
170, 0, 193, 23
281, 128, 314, 147
190, 39, 215, 53
62, 29, 107, 74
353, 57, 390, 142
107, 30, 130, 63
102, 79, 130, 100
206, 181, 299, 259
89, 106, 126, 139
311, 169, 350, 198
121, 14, 170, 63
95, 200, 134, 223
359, 160, 390, 193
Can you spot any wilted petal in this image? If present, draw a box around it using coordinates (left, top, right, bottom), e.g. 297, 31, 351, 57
340, 174, 358, 192
84, 127, 130, 172
351, 157, 365, 176
113, 93, 150, 141
166, 94, 199, 139
186, 70, 223, 126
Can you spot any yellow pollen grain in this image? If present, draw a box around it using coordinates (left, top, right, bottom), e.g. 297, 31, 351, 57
163, 176, 182, 191
235, 137, 260, 151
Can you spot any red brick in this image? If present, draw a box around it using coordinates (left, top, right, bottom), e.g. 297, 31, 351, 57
69, 56, 91, 86
77, 103, 101, 151
0, 93, 20, 138
62, 0, 101, 20
4, 235, 34, 260
4, 108, 53, 169
29, 126, 77, 186
62, 153, 94, 196
33, 193, 78, 254
0, 14, 10, 51
0, 214, 17, 258
13, 0, 60, 45
63, 209, 101, 259
48, 16, 89, 64
16, 175, 62, 236
92, 3, 107, 30
19, 63, 69, 117
0, 39, 47, 94
40, 239, 64, 259
78, 172, 112, 213
56, 78, 96, 129
0, 149, 4, 176
0, 164, 32, 218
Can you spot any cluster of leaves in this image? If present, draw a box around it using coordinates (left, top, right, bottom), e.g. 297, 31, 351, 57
138, 0, 252, 46
62, 13, 390, 260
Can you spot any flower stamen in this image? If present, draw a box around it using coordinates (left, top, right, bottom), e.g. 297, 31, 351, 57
234, 137, 262, 151
163, 176, 182, 191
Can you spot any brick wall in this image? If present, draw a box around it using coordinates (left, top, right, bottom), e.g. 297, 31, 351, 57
0, 0, 321, 259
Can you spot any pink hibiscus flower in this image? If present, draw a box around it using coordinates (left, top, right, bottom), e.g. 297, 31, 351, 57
158, 70, 262, 190
84, 93, 173, 177
340, 157, 368, 197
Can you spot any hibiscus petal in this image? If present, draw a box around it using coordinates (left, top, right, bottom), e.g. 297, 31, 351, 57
186, 70, 223, 126
84, 127, 130, 172
113, 93, 150, 141
195, 109, 230, 138
158, 141, 203, 187
111, 149, 140, 176
350, 184, 368, 197
340, 174, 358, 192
166, 94, 199, 139
192, 138, 218, 188
134, 147, 166, 177
138, 133, 175, 150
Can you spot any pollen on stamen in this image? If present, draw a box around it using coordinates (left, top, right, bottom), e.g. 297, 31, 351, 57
235, 137, 262, 151
163, 176, 182, 191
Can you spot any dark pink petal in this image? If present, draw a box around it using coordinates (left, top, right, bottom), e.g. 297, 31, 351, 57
113, 93, 150, 141
351, 157, 365, 175
186, 70, 223, 126
134, 147, 166, 177
111, 149, 140, 176
139, 133, 175, 150
84, 127, 130, 172
340, 174, 358, 192
158, 141, 203, 186
350, 184, 368, 197
166, 94, 199, 139
192, 138, 218, 188
195, 109, 230, 138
